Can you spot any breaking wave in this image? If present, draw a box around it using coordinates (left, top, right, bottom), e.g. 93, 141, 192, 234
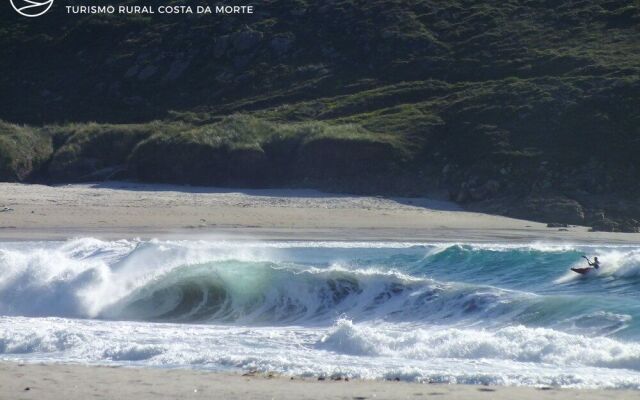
1, 238, 640, 388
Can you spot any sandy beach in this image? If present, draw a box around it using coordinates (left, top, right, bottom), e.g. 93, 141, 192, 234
3, 0, 639, 397
0, 182, 638, 243
1, 362, 637, 400
2, 182, 640, 399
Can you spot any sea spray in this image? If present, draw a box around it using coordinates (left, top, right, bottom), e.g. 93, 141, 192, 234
1, 238, 640, 388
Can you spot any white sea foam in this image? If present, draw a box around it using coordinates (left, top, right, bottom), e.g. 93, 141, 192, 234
1, 238, 640, 389
554, 247, 640, 284
319, 319, 640, 370
1, 316, 640, 388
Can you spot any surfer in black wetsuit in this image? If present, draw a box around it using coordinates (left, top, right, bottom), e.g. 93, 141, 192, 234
583, 256, 600, 270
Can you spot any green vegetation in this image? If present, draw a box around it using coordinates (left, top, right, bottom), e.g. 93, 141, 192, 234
0, 0, 639, 230
43, 122, 166, 181
0, 122, 52, 181
16, 115, 409, 189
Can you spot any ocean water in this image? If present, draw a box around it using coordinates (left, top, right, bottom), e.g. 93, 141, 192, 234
1, 238, 640, 388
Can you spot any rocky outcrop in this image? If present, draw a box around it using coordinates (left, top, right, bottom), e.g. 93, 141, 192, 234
470, 192, 640, 232
469, 194, 586, 226
590, 218, 640, 233
509, 195, 586, 225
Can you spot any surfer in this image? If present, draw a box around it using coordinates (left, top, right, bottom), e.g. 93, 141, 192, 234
582, 256, 601, 270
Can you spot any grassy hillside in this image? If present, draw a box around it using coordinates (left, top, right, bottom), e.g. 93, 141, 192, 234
1, 0, 639, 231
0, 122, 52, 181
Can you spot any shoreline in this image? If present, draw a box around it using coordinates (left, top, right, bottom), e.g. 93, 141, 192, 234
1, 362, 637, 400
2, 227, 639, 244
1, 182, 639, 243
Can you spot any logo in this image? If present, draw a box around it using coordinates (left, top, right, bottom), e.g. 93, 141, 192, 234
10, 0, 54, 17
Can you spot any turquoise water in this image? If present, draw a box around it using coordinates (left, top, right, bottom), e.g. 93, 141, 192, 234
1, 239, 639, 387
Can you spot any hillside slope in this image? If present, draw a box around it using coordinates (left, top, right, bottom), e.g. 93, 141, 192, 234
1, 0, 639, 231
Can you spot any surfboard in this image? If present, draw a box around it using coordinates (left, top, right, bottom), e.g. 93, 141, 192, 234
571, 267, 592, 275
